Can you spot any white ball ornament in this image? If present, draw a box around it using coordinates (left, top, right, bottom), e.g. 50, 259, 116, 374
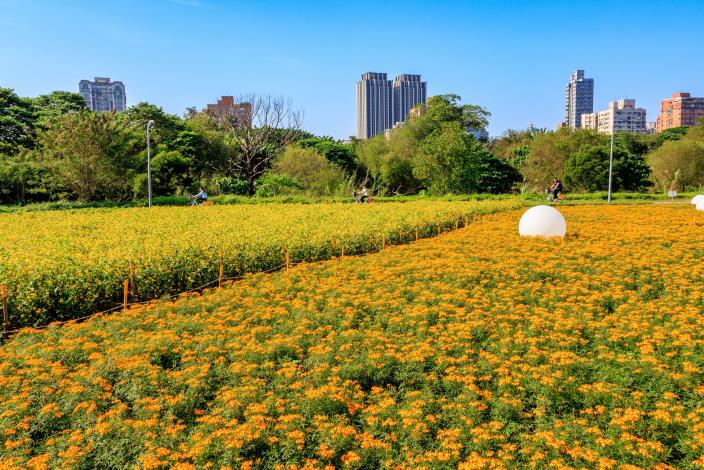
692, 194, 704, 206
697, 200, 704, 211
519, 205, 566, 237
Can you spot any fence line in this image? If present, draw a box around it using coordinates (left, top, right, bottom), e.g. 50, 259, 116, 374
0, 212, 488, 339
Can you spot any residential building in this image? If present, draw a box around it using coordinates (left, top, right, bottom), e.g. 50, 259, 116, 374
205, 96, 253, 128
646, 122, 657, 134
564, 70, 594, 129
392, 74, 427, 126
656, 92, 704, 132
357, 72, 393, 139
580, 112, 599, 130
79, 77, 126, 112
356, 72, 427, 139
595, 99, 647, 135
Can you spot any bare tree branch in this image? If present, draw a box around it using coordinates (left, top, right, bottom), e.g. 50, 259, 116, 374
213, 94, 303, 195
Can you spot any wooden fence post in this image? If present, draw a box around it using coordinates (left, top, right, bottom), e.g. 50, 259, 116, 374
382, 233, 386, 249
340, 244, 345, 258
123, 280, 129, 311
219, 250, 224, 288
284, 247, 291, 270
129, 261, 135, 300
437, 222, 441, 236
415, 227, 419, 242
1, 284, 8, 336
455, 218, 459, 230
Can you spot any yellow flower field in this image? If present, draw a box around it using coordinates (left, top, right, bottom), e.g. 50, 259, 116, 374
1, 204, 704, 468
0, 200, 519, 329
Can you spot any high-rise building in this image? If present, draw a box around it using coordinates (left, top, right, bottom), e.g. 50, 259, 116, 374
392, 74, 427, 126
564, 70, 594, 129
79, 77, 126, 113
587, 99, 647, 135
205, 96, 253, 128
357, 72, 393, 139
656, 92, 704, 132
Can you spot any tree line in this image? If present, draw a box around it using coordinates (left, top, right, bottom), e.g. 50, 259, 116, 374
1, 87, 703, 204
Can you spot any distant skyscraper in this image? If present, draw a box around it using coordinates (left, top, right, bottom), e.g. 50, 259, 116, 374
79, 77, 126, 113
205, 96, 253, 128
356, 72, 427, 139
393, 74, 427, 126
357, 72, 393, 139
564, 70, 594, 128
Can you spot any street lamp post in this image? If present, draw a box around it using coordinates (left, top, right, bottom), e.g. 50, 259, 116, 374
146, 120, 154, 208
607, 113, 615, 204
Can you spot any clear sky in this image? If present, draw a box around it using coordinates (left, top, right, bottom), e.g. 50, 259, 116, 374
1, 0, 703, 138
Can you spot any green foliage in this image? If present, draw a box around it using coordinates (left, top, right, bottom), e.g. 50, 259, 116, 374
255, 172, 304, 197
648, 131, 704, 191
31, 91, 87, 129
0, 88, 35, 151
213, 177, 249, 195
565, 144, 651, 192
414, 123, 492, 194
272, 146, 348, 196
37, 111, 132, 201
150, 150, 192, 195
296, 136, 356, 172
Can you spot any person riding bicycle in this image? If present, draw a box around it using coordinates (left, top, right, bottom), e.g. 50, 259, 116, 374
359, 186, 369, 203
192, 188, 207, 205
547, 179, 563, 201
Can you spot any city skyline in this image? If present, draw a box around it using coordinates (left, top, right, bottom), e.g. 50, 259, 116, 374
2, 0, 703, 138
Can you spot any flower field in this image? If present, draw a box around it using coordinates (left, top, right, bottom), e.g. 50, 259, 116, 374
0, 200, 520, 329
2, 204, 704, 468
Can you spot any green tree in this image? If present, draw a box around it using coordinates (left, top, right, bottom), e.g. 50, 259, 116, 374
414, 122, 499, 194
38, 111, 132, 201
31, 91, 87, 129
565, 144, 651, 192
521, 128, 604, 191
409, 94, 490, 141
0, 88, 34, 152
272, 146, 348, 196
648, 137, 704, 191
296, 136, 356, 172
254, 172, 304, 197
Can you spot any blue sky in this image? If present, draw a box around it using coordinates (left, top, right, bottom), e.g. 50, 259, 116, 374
1, 0, 703, 138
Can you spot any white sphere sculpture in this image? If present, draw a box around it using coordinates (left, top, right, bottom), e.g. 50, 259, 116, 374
519, 205, 567, 237
697, 200, 704, 211
692, 194, 704, 205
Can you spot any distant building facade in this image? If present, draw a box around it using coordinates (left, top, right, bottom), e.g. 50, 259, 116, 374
392, 74, 427, 126
564, 70, 594, 129
656, 92, 704, 132
79, 77, 126, 112
356, 72, 427, 139
357, 72, 393, 139
580, 112, 599, 130
205, 96, 252, 128
581, 99, 646, 135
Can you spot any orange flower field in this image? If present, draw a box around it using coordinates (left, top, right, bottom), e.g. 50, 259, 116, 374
1, 204, 704, 468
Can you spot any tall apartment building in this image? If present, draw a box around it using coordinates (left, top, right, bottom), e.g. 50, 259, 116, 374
79, 77, 126, 112
356, 73, 393, 139
564, 70, 594, 129
393, 74, 427, 126
356, 72, 427, 139
205, 96, 253, 128
581, 99, 646, 135
656, 92, 704, 132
